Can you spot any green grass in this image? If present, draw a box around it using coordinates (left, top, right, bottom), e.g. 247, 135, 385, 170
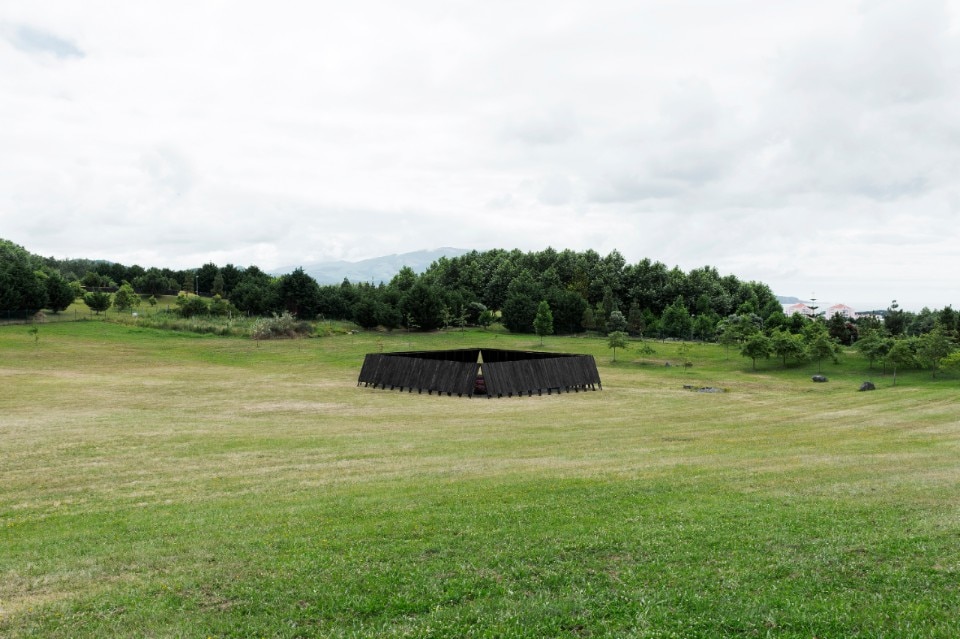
2, 322, 959, 637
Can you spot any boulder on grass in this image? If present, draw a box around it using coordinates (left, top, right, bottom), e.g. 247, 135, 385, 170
812, 375, 828, 383
859, 381, 876, 392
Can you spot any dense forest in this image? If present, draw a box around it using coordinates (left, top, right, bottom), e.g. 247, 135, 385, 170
2, 238, 957, 345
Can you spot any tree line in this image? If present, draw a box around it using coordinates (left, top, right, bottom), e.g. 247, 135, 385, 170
3, 239, 957, 355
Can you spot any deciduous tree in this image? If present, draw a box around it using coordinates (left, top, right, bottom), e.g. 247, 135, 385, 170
83, 291, 111, 314
534, 300, 554, 345
770, 328, 806, 368
887, 338, 917, 386
917, 325, 955, 379
112, 283, 141, 313
804, 322, 842, 373
855, 329, 891, 371
607, 309, 627, 334
741, 333, 772, 370
607, 331, 629, 362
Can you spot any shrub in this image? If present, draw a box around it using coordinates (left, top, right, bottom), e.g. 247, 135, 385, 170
175, 293, 208, 318
251, 312, 313, 341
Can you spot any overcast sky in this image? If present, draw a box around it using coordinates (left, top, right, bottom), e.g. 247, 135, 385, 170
2, 1, 959, 310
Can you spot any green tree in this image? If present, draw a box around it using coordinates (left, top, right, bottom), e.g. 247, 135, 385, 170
44, 271, 76, 313
787, 312, 808, 334
477, 309, 494, 329
389, 266, 418, 293
133, 268, 176, 296
82, 270, 113, 289
112, 282, 141, 313
692, 312, 719, 342
581, 306, 596, 332
607, 331, 629, 362
501, 270, 543, 334
0, 240, 47, 314
855, 329, 892, 372
941, 350, 960, 375
661, 297, 693, 339
400, 281, 444, 331
351, 295, 382, 329
544, 288, 587, 334
277, 268, 321, 319
770, 328, 806, 368
887, 338, 917, 386
83, 291, 112, 315
175, 293, 208, 318
211, 272, 225, 296
533, 300, 554, 345
208, 294, 237, 317
720, 313, 760, 344
219, 264, 243, 297
196, 262, 220, 295
827, 312, 853, 345
741, 333, 772, 370
598, 287, 619, 326
884, 300, 906, 336
916, 325, 955, 379
627, 301, 645, 336
231, 269, 279, 316
716, 320, 740, 359
607, 309, 627, 333
938, 306, 958, 337
805, 323, 842, 373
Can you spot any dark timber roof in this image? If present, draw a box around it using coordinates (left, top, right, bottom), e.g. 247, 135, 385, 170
357, 348, 601, 398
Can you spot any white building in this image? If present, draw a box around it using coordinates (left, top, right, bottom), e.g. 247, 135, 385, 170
782, 302, 858, 319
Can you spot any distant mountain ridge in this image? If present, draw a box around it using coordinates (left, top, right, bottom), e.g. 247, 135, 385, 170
272, 247, 471, 285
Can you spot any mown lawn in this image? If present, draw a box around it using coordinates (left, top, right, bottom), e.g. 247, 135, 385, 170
2, 320, 959, 637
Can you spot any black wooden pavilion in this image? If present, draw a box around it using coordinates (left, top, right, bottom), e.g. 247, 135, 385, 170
357, 348, 601, 398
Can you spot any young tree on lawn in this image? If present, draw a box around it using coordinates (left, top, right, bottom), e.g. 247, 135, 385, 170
112, 282, 141, 313
887, 337, 917, 386
770, 328, 806, 368
83, 291, 111, 315
716, 319, 739, 359
804, 322, 842, 373
741, 333, 773, 370
855, 328, 892, 372
477, 309, 494, 329
916, 325, 955, 379
534, 300, 554, 345
607, 331, 629, 362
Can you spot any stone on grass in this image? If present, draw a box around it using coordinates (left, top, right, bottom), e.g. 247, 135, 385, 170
812, 375, 828, 383
859, 381, 876, 392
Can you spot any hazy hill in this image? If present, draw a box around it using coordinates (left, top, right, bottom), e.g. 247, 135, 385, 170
271, 247, 471, 285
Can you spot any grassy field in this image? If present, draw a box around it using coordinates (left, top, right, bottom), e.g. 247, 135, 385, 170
2, 320, 959, 637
